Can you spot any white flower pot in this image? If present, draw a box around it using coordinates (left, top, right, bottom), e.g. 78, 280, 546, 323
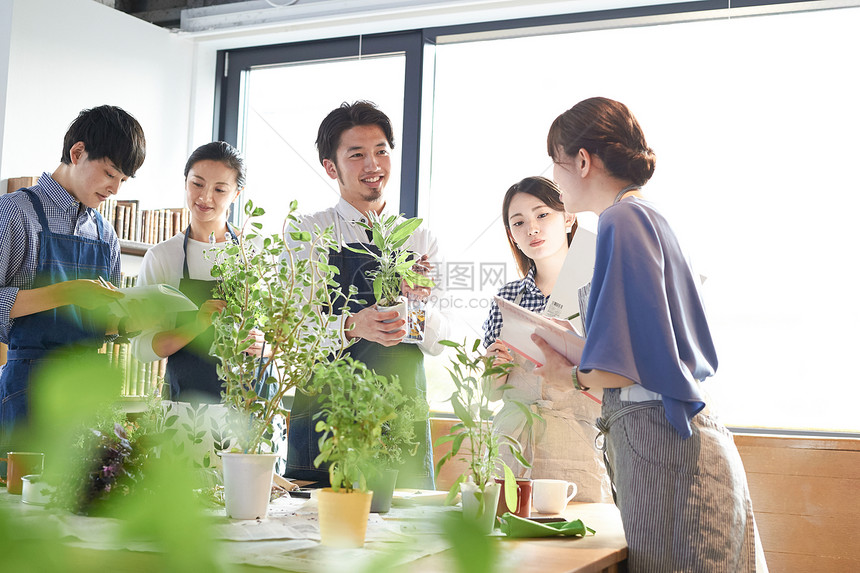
219, 452, 278, 519
460, 480, 502, 535
377, 297, 407, 334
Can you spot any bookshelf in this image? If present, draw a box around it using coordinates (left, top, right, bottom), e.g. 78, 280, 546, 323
119, 239, 153, 257
97, 197, 190, 252
100, 338, 167, 404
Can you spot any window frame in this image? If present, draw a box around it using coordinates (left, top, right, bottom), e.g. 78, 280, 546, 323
214, 31, 428, 218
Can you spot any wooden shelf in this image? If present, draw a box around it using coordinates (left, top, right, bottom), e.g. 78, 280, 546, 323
119, 240, 153, 256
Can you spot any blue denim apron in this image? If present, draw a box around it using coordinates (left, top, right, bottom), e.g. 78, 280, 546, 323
165, 226, 239, 404
284, 235, 435, 490
0, 189, 112, 446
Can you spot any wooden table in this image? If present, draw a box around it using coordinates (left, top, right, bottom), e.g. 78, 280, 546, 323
0, 490, 626, 572
406, 502, 627, 573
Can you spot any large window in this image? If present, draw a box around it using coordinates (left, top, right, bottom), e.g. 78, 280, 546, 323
219, 4, 860, 434
240, 55, 406, 232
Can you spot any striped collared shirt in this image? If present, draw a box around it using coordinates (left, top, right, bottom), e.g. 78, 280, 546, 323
482, 266, 548, 348
0, 172, 121, 344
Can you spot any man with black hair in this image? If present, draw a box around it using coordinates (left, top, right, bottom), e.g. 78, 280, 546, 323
284, 101, 449, 489
0, 105, 147, 446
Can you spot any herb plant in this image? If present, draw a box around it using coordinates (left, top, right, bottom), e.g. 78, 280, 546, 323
434, 338, 532, 512
373, 394, 427, 471
311, 357, 401, 493
347, 211, 434, 307
209, 199, 351, 454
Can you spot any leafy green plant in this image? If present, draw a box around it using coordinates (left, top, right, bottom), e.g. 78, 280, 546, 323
434, 338, 532, 513
311, 357, 401, 492
347, 211, 434, 306
209, 199, 351, 454
372, 394, 427, 471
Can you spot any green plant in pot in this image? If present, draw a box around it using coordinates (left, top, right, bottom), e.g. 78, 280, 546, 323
310, 356, 400, 547
434, 338, 532, 534
209, 199, 350, 519
365, 393, 428, 513
346, 211, 434, 329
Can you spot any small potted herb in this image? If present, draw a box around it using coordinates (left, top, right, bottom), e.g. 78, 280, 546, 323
366, 393, 428, 513
209, 199, 351, 519
347, 211, 434, 332
434, 339, 531, 534
310, 357, 400, 547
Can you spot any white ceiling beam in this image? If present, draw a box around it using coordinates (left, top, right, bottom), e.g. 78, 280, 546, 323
180, 0, 697, 36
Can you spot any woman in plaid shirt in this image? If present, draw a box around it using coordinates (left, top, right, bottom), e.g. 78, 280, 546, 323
482, 176, 610, 502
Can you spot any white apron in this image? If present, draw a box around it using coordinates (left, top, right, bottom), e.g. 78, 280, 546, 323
492, 352, 612, 503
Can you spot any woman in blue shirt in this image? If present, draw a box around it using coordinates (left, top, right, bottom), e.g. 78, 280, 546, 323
533, 97, 759, 571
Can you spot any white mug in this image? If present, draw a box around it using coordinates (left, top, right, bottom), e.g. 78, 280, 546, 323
532, 479, 577, 514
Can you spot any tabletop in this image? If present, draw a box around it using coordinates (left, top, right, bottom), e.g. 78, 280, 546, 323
0, 489, 626, 572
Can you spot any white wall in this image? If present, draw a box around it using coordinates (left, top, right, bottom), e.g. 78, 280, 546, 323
0, 1, 14, 174
0, 0, 198, 210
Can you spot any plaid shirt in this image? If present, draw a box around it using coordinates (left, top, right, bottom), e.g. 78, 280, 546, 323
482, 266, 549, 348
0, 173, 121, 344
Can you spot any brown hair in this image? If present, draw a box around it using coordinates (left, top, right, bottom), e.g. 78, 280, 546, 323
502, 176, 576, 278
547, 97, 656, 187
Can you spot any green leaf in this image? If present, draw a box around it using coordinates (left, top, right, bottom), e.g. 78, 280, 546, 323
503, 464, 517, 512
389, 218, 422, 245
451, 395, 475, 428
289, 231, 311, 242
445, 474, 465, 506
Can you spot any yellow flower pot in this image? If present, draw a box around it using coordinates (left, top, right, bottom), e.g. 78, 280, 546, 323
317, 488, 374, 548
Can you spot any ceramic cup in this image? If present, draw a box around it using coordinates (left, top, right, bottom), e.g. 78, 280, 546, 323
495, 477, 532, 518
1, 452, 45, 495
532, 478, 577, 514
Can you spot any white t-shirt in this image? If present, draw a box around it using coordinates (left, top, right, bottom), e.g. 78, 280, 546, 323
130, 231, 236, 363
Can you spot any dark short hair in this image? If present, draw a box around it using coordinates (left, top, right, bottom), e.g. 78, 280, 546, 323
315, 101, 395, 166
502, 176, 576, 277
184, 141, 247, 189
61, 105, 146, 178
547, 97, 656, 187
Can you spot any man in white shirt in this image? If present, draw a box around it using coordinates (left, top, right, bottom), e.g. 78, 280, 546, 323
284, 101, 448, 489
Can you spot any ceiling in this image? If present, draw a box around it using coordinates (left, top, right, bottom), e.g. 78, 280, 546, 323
98, 0, 706, 35
99, 0, 249, 29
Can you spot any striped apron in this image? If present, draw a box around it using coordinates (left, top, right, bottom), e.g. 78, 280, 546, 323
596, 388, 757, 572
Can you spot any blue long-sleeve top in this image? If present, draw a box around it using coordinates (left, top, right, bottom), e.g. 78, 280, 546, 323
579, 197, 717, 438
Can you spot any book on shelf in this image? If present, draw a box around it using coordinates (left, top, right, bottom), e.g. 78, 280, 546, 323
6, 176, 39, 194
96, 198, 189, 246
102, 340, 166, 399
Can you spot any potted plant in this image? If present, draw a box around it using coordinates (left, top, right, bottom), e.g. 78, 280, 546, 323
347, 211, 434, 331
434, 339, 532, 534
310, 357, 400, 547
209, 199, 351, 520
365, 393, 428, 513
